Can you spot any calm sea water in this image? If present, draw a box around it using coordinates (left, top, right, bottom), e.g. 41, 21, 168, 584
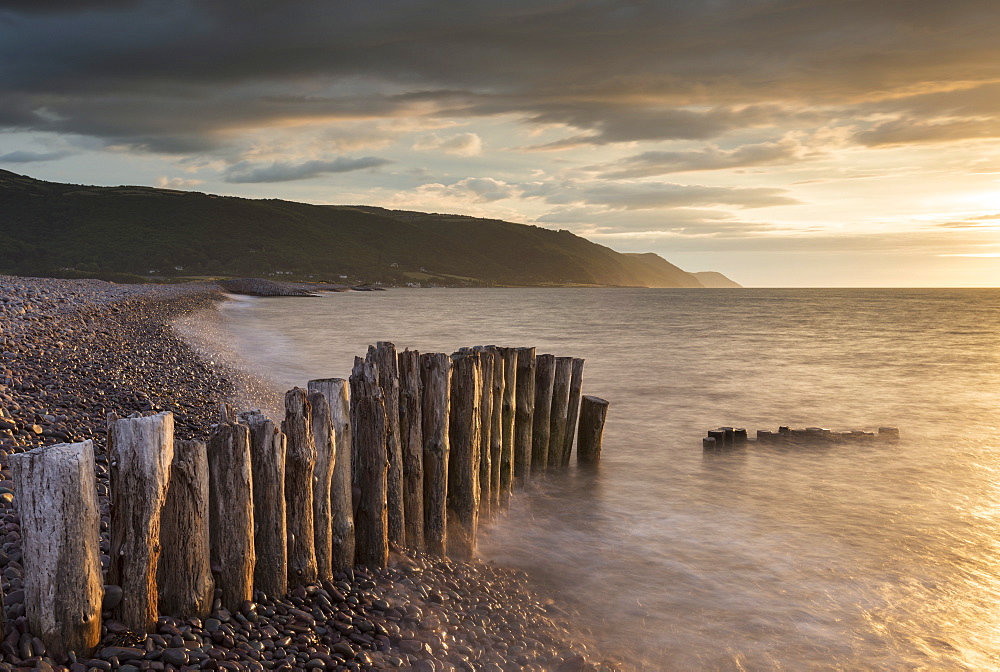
186, 288, 1000, 670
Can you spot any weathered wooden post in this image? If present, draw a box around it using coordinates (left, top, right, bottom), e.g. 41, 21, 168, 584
282, 388, 318, 587
532, 354, 556, 473
577, 396, 610, 466
107, 411, 174, 634
351, 356, 389, 568
499, 347, 516, 501
239, 411, 287, 597
489, 347, 504, 511
398, 349, 424, 550
420, 352, 451, 555
11, 441, 102, 660
207, 422, 255, 612
158, 439, 213, 619
475, 347, 494, 518
448, 350, 481, 559
562, 358, 585, 466
548, 357, 573, 468
370, 342, 405, 548
308, 391, 336, 582
307, 378, 355, 571
514, 347, 536, 483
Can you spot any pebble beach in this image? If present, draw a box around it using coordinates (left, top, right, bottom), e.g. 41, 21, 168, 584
0, 276, 618, 672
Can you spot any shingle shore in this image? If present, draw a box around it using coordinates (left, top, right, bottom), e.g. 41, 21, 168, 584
0, 276, 619, 672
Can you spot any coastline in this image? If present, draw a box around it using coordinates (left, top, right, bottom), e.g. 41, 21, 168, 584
0, 276, 617, 672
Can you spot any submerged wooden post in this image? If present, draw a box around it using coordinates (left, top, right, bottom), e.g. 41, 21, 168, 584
548, 357, 573, 468
158, 439, 213, 619
514, 347, 536, 483
398, 350, 424, 550
307, 378, 355, 571
370, 342, 405, 547
420, 352, 451, 555
475, 347, 494, 518
577, 396, 610, 466
351, 356, 389, 568
240, 411, 287, 597
448, 350, 481, 559
308, 391, 336, 582
11, 441, 102, 660
489, 347, 504, 511
532, 354, 556, 473
282, 387, 318, 587
499, 347, 517, 502
107, 411, 174, 634
207, 422, 255, 612
562, 358, 585, 466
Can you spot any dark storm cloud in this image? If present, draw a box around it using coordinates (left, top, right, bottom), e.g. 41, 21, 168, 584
2, 0, 1000, 151
223, 157, 392, 183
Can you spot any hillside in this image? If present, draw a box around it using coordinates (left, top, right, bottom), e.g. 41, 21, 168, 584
0, 170, 719, 287
691, 271, 743, 288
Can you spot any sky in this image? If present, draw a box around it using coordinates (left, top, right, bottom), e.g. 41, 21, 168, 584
3, 1, 1000, 287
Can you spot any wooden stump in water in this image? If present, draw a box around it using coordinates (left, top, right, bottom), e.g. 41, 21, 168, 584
489, 347, 504, 511
577, 396, 610, 466
398, 350, 425, 550
370, 342, 405, 548
107, 412, 175, 634
562, 358, 585, 466
514, 347, 536, 483
548, 357, 573, 468
307, 379, 355, 571
239, 411, 287, 597
207, 422, 255, 612
282, 388, 318, 587
499, 347, 517, 502
532, 354, 556, 473
448, 350, 482, 559
11, 440, 102, 661
475, 347, 493, 518
420, 352, 451, 555
351, 356, 389, 568
308, 391, 336, 582
158, 439, 213, 619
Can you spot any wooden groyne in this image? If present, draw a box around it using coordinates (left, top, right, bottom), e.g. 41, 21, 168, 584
703, 425, 899, 449
10, 342, 609, 660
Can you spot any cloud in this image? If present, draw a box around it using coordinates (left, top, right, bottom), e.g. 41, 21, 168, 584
413, 132, 482, 156
155, 176, 204, 189
413, 177, 519, 203
854, 117, 1000, 146
0, 149, 72, 162
593, 138, 811, 177
524, 180, 798, 210
223, 156, 391, 183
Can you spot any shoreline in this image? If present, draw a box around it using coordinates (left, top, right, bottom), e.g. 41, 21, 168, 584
0, 275, 619, 672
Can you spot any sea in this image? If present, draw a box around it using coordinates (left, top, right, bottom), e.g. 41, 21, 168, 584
180, 288, 1000, 670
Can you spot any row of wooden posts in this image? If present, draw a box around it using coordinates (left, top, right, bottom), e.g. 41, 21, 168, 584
8, 343, 610, 660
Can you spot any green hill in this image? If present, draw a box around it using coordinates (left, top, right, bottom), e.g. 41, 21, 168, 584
0, 169, 718, 287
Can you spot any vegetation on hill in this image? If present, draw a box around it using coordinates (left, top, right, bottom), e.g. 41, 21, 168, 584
0, 170, 730, 287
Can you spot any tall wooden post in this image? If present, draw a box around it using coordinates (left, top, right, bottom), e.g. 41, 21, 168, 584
448, 351, 481, 560
514, 347, 536, 483
420, 352, 451, 556
489, 347, 504, 511
577, 396, 610, 466
308, 391, 336, 582
499, 347, 516, 501
548, 357, 573, 468
351, 356, 389, 568
475, 347, 493, 518
307, 379, 355, 571
207, 422, 255, 612
107, 412, 174, 634
398, 349, 424, 550
532, 354, 556, 473
11, 441, 102, 661
158, 439, 213, 619
282, 388, 318, 587
239, 411, 287, 597
370, 342, 405, 547
562, 358, 585, 466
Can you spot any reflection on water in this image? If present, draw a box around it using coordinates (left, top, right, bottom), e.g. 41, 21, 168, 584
203, 288, 1000, 670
